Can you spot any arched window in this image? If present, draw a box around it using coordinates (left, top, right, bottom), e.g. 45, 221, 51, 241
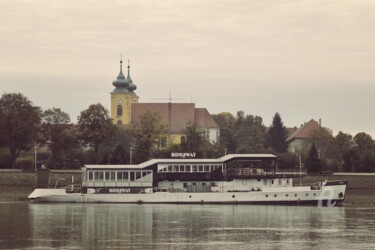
117, 105, 122, 116
117, 120, 122, 125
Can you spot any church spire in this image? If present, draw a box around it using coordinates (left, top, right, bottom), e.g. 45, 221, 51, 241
112, 55, 128, 88
126, 59, 132, 82
127, 59, 137, 92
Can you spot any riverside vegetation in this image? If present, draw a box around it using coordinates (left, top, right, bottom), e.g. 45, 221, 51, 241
0, 92, 374, 173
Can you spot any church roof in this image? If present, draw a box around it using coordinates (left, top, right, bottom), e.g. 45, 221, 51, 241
195, 108, 219, 128
131, 103, 218, 133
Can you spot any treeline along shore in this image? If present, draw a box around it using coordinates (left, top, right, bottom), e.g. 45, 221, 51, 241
0, 169, 374, 204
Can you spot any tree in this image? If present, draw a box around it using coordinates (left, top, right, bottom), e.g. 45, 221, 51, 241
212, 112, 236, 153
267, 112, 288, 153
182, 122, 204, 152
131, 111, 165, 163
332, 132, 354, 172
40, 108, 77, 168
353, 132, 375, 172
110, 144, 127, 164
77, 103, 116, 163
98, 127, 134, 164
310, 127, 334, 164
0, 93, 41, 168
305, 143, 321, 173
354, 132, 374, 154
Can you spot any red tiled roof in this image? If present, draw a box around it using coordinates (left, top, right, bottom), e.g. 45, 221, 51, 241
195, 108, 219, 129
286, 119, 321, 142
131, 103, 195, 133
131, 103, 218, 133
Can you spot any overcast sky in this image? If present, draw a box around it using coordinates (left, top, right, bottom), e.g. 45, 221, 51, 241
1, 0, 374, 137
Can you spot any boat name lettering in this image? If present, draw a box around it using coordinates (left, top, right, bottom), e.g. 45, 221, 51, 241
109, 188, 131, 193
171, 152, 196, 158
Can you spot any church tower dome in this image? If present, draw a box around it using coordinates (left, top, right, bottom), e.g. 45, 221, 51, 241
112, 59, 129, 89
126, 60, 137, 92
110, 56, 139, 125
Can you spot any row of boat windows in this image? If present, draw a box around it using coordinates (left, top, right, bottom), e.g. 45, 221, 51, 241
87, 171, 152, 182
159, 164, 223, 173
265, 193, 317, 198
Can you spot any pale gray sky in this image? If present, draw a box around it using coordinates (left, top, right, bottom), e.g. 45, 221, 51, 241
1, 0, 374, 137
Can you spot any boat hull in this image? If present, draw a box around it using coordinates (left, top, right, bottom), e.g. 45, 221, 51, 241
28, 184, 346, 206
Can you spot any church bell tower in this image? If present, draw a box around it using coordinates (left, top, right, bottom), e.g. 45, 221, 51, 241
110, 58, 139, 125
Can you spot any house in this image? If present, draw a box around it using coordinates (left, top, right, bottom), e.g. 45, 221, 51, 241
286, 119, 322, 154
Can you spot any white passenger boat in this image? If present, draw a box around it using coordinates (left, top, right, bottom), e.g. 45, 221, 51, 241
28, 154, 347, 206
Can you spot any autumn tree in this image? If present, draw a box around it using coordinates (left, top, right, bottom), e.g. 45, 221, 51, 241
267, 112, 288, 153
131, 111, 165, 163
77, 103, 116, 163
0, 93, 41, 168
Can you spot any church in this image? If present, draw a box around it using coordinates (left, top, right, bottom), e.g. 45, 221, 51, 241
110, 59, 220, 145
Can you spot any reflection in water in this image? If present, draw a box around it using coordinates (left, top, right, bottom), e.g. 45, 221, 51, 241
1, 203, 375, 249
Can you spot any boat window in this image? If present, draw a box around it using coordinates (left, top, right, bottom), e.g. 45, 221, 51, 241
123, 172, 129, 181
286, 194, 289, 197
186, 165, 191, 172
278, 179, 282, 185
211, 182, 215, 186
204, 165, 209, 172
192, 182, 197, 186
136, 172, 141, 180
88, 172, 93, 180
99, 172, 104, 180
117, 172, 122, 181
202, 183, 206, 186
274, 194, 277, 197
198, 165, 203, 172
111, 172, 116, 180
192, 165, 197, 172
210, 165, 214, 171
265, 194, 268, 198
174, 165, 179, 172
105, 172, 110, 181
180, 165, 185, 172
130, 172, 135, 181
294, 194, 297, 197
271, 180, 274, 184
305, 193, 308, 196
142, 171, 147, 177
167, 165, 172, 172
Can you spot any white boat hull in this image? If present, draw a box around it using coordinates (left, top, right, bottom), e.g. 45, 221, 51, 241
28, 184, 346, 206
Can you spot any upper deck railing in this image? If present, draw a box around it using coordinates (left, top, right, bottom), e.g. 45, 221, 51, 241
229, 168, 306, 178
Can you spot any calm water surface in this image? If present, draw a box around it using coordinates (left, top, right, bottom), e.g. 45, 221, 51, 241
0, 203, 374, 249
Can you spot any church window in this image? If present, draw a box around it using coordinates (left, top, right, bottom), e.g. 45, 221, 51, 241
117, 105, 122, 116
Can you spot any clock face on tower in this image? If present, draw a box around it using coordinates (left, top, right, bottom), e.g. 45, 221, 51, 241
117, 98, 122, 104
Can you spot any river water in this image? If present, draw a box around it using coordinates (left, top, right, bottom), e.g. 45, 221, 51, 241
0, 203, 374, 250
